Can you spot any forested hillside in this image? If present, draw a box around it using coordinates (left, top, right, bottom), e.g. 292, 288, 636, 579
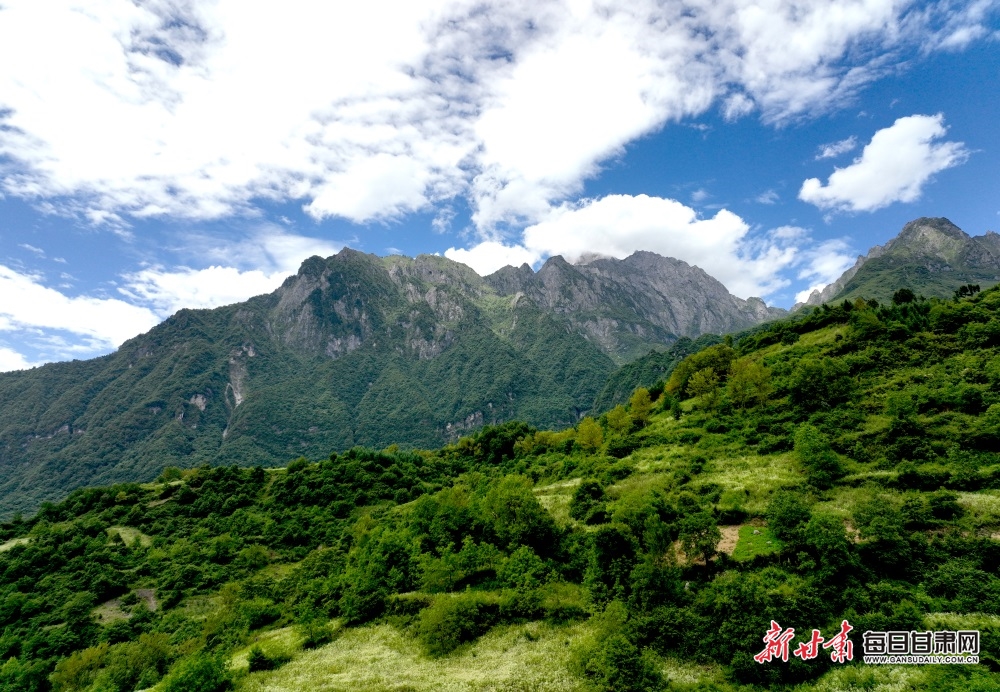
2, 285, 1000, 691
0, 247, 784, 520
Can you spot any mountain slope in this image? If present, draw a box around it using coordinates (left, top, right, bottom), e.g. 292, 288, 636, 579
2, 284, 999, 691
801, 217, 1000, 307
486, 251, 785, 363
0, 248, 778, 518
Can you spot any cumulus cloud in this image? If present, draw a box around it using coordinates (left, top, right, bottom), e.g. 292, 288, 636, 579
799, 113, 969, 212
449, 194, 809, 298
0, 227, 341, 369
444, 242, 540, 276
793, 238, 857, 303
0, 345, 40, 372
815, 136, 858, 159
1, 0, 991, 231
0, 264, 160, 354
120, 228, 342, 315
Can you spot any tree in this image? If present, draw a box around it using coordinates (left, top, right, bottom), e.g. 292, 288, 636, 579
629, 388, 652, 427
686, 368, 720, 409
728, 358, 772, 408
794, 424, 843, 489
788, 358, 852, 411
161, 654, 230, 692
577, 417, 604, 452
606, 405, 632, 436
678, 511, 721, 574
666, 344, 736, 396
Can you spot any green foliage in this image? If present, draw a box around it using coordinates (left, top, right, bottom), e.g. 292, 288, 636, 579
665, 343, 736, 397
575, 417, 603, 453
583, 634, 665, 692
794, 424, 844, 489
788, 358, 853, 412
161, 653, 230, 692
4, 281, 1000, 690
416, 592, 497, 656
569, 479, 607, 524
628, 387, 652, 427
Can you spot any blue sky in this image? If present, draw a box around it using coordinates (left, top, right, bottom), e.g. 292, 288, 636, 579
1, 0, 998, 371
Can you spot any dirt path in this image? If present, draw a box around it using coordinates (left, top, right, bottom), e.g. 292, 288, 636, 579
717, 525, 741, 555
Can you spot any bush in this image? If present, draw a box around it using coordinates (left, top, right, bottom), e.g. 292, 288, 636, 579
161, 654, 230, 692
416, 593, 497, 656
794, 424, 844, 489
569, 479, 607, 523
584, 634, 665, 692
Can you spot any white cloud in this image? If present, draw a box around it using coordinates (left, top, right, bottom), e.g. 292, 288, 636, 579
793, 238, 857, 303
1, 0, 989, 232
0, 345, 40, 372
445, 241, 540, 275
816, 136, 858, 159
121, 228, 342, 315
799, 113, 969, 212
449, 194, 805, 298
722, 93, 755, 121
0, 228, 341, 367
0, 263, 160, 350
120, 265, 295, 315
755, 190, 780, 204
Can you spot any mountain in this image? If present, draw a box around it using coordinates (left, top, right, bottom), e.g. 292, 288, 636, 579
0, 248, 779, 518
486, 251, 785, 363
3, 283, 999, 691
800, 217, 1000, 307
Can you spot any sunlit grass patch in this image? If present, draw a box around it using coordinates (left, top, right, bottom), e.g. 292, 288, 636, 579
606, 471, 673, 501
629, 445, 684, 472
956, 490, 1000, 521
107, 526, 153, 547
924, 612, 1000, 630
235, 620, 591, 692
93, 597, 130, 624
0, 537, 30, 553
731, 525, 781, 562
809, 663, 928, 691
231, 625, 306, 672
697, 453, 801, 514
658, 655, 728, 688
534, 478, 580, 525
814, 486, 888, 520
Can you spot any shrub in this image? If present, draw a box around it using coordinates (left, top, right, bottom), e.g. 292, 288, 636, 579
161, 654, 231, 692
584, 634, 665, 692
416, 593, 497, 656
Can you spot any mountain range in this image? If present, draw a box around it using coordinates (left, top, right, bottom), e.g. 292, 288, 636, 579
2, 215, 994, 518
0, 249, 779, 518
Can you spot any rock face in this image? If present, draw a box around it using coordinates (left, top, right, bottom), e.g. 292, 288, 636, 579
0, 247, 782, 518
486, 251, 786, 362
799, 217, 1000, 307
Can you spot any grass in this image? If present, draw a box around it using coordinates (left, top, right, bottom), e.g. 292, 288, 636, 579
533, 478, 580, 526
107, 526, 153, 547
696, 452, 802, 514
924, 612, 1000, 631
731, 525, 782, 562
0, 537, 30, 553
234, 620, 591, 692
956, 490, 1000, 521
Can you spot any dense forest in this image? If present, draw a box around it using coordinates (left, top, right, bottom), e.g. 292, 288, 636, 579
2, 284, 1000, 691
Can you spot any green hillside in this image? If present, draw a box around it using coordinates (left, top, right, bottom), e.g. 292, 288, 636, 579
2, 286, 1000, 691
0, 251, 617, 519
